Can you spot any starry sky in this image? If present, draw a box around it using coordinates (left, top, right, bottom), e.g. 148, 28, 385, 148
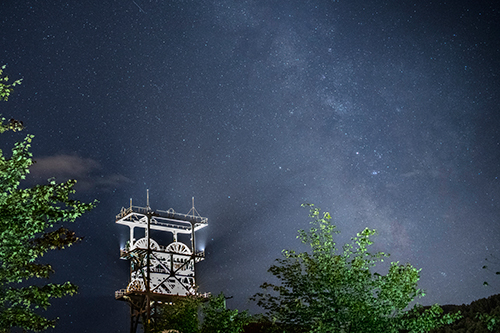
2, 0, 500, 332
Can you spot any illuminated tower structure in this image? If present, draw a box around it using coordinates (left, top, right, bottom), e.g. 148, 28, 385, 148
115, 194, 208, 332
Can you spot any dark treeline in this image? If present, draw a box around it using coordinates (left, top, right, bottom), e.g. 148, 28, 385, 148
429, 293, 500, 333
242, 294, 500, 333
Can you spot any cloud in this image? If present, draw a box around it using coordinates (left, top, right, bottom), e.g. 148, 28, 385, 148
29, 155, 99, 179
27, 154, 132, 192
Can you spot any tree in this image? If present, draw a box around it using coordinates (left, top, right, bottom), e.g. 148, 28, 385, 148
153, 295, 201, 333
152, 292, 251, 333
0, 65, 22, 102
0, 65, 23, 134
426, 294, 500, 333
0, 66, 96, 331
201, 293, 252, 333
252, 204, 460, 333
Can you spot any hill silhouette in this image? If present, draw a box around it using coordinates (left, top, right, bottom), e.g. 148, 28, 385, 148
243, 294, 500, 333
429, 293, 500, 333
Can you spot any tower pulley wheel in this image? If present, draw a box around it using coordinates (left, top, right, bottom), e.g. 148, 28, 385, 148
166, 241, 191, 255
126, 279, 146, 293
132, 237, 160, 251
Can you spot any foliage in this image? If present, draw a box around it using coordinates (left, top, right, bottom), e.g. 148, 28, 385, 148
1, 65, 24, 134
201, 292, 252, 333
152, 296, 201, 333
252, 204, 461, 333
477, 313, 500, 332
0, 67, 96, 331
0, 65, 22, 102
429, 294, 500, 333
152, 292, 251, 333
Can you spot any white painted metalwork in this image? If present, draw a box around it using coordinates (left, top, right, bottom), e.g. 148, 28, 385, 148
132, 237, 160, 251
166, 242, 191, 255
116, 198, 208, 298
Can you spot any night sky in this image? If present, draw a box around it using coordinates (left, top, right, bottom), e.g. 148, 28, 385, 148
2, 0, 500, 332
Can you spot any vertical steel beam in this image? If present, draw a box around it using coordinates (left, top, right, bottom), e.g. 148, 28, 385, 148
146, 210, 151, 332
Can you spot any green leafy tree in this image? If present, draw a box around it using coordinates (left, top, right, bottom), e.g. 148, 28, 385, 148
252, 204, 460, 333
0, 67, 96, 331
201, 292, 252, 333
0, 65, 22, 102
1, 65, 24, 134
152, 293, 251, 333
152, 295, 201, 333
477, 313, 500, 332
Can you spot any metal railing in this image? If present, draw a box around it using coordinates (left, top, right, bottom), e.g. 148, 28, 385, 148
120, 247, 205, 258
115, 289, 127, 299
116, 206, 208, 225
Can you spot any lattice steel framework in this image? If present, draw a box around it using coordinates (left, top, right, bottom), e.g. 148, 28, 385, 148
115, 195, 208, 332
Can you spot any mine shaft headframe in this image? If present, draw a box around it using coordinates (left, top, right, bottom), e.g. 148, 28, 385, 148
115, 195, 208, 333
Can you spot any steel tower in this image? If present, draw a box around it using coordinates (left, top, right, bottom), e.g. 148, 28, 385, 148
115, 194, 208, 332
